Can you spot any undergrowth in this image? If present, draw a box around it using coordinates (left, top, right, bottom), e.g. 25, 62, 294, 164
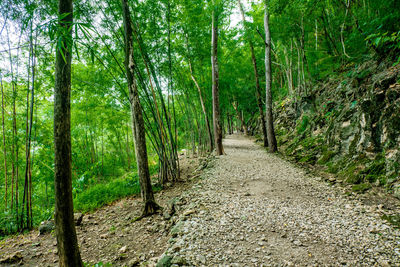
1, 164, 159, 237
74, 175, 160, 213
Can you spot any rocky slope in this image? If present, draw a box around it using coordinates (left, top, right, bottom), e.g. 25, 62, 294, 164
274, 60, 400, 199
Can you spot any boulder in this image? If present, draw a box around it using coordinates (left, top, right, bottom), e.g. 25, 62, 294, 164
0, 251, 23, 264
156, 254, 172, 267
39, 220, 55, 235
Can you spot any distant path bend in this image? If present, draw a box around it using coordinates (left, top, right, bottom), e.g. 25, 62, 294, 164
164, 134, 400, 266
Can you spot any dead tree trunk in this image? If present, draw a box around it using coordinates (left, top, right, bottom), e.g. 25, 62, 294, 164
264, 0, 277, 153
121, 0, 159, 216
53, 0, 83, 265
212, 0, 224, 155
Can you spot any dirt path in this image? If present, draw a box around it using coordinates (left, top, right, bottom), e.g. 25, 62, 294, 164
161, 135, 400, 266
1, 135, 400, 266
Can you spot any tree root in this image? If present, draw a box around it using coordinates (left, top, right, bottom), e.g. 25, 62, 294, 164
132, 201, 162, 222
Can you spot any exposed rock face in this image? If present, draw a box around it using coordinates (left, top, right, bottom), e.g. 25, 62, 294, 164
274, 61, 400, 195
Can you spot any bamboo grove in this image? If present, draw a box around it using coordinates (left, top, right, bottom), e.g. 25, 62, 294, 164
1, 0, 399, 237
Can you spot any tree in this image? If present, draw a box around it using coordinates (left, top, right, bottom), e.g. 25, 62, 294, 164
121, 0, 159, 216
264, 0, 277, 152
53, 0, 84, 265
237, 0, 268, 147
1, 78, 7, 209
211, 0, 224, 155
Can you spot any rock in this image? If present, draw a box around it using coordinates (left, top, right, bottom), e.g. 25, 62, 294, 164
0, 251, 23, 264
183, 210, 195, 216
127, 257, 140, 267
74, 213, 84, 226
258, 241, 266, 246
378, 259, 391, 267
167, 198, 179, 214
156, 254, 172, 267
293, 240, 302, 246
39, 220, 55, 235
392, 182, 400, 199
171, 256, 187, 265
100, 233, 108, 239
197, 255, 206, 264
119, 245, 127, 253
170, 221, 184, 237
163, 210, 172, 220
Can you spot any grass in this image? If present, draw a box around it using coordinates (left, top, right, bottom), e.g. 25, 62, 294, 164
381, 214, 400, 229
351, 183, 372, 193
74, 175, 162, 213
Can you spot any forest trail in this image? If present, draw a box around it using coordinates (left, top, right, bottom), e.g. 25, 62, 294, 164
162, 134, 400, 266
1, 135, 400, 266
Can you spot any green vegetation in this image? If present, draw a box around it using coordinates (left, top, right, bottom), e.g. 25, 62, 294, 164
73, 173, 162, 213
381, 214, 400, 229
1, 0, 400, 239
351, 183, 372, 193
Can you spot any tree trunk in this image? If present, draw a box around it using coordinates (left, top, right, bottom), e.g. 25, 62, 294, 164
237, 0, 268, 147
166, 0, 180, 182
121, 0, 159, 216
284, 44, 294, 97
232, 101, 248, 135
294, 39, 302, 94
188, 60, 214, 152
7, 27, 18, 222
53, 0, 83, 265
264, 0, 277, 153
227, 114, 232, 135
320, 10, 340, 57
211, 0, 224, 155
1, 78, 7, 209
299, 16, 310, 88
22, 30, 35, 229
125, 123, 131, 170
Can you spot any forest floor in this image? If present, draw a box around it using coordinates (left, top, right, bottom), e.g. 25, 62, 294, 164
1, 134, 400, 266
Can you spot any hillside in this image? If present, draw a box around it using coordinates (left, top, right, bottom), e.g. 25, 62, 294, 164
274, 60, 400, 198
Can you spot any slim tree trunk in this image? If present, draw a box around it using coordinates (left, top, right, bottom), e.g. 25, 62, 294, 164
121, 0, 159, 216
1, 78, 7, 209
211, 0, 224, 155
264, 0, 277, 153
320, 10, 340, 57
22, 28, 34, 229
227, 114, 232, 135
340, 0, 351, 58
299, 16, 310, 87
125, 123, 131, 170
294, 39, 302, 94
232, 101, 248, 135
166, 0, 180, 181
237, 0, 268, 147
53, 0, 83, 265
284, 44, 294, 96
7, 26, 17, 221
188, 60, 214, 152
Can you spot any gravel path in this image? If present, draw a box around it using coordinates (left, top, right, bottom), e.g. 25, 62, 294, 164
162, 135, 400, 266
